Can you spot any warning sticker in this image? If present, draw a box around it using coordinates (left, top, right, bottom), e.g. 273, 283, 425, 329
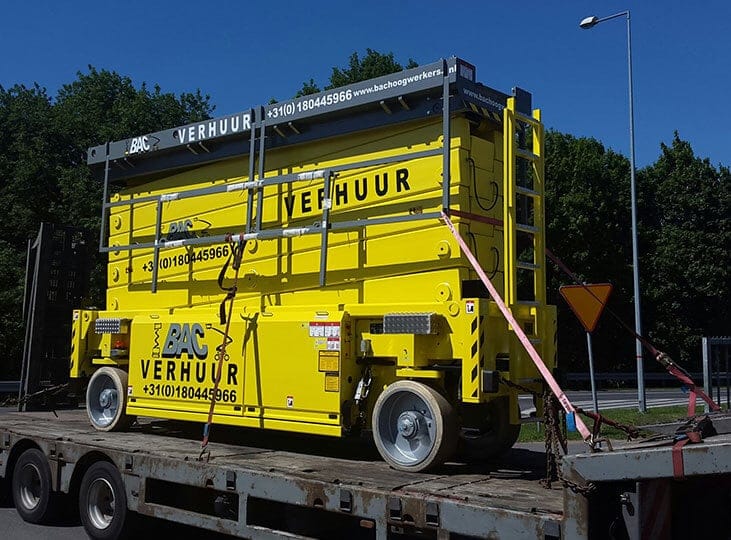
319, 350, 340, 372
324, 373, 340, 392
309, 321, 340, 338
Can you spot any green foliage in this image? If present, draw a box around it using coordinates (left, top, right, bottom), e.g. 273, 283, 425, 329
294, 49, 417, 97
518, 405, 691, 442
545, 130, 729, 375
545, 130, 637, 372
0, 241, 26, 378
639, 134, 730, 365
327, 49, 417, 89
294, 78, 321, 98
0, 69, 212, 379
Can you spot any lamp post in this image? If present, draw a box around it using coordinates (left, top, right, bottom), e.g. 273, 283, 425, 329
580, 10, 646, 412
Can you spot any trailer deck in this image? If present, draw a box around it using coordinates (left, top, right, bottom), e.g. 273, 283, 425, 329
2, 409, 731, 539
1, 409, 565, 539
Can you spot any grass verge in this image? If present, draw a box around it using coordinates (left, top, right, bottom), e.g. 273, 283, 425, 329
518, 405, 696, 442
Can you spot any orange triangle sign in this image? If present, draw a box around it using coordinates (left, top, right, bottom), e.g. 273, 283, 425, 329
559, 283, 613, 333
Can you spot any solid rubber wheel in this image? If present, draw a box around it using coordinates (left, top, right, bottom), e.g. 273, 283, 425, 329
372, 381, 457, 472
86, 367, 132, 432
459, 397, 521, 460
79, 461, 133, 540
12, 448, 55, 523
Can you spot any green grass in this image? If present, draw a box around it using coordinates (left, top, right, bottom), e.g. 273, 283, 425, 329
518, 405, 697, 442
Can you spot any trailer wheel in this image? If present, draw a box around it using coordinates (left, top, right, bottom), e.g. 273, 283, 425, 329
87, 367, 133, 432
11, 448, 56, 523
79, 461, 133, 540
459, 397, 521, 460
372, 381, 457, 472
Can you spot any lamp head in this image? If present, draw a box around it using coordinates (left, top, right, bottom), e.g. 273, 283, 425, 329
580, 15, 599, 29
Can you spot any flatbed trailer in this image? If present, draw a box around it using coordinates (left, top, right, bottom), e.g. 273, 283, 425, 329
1, 409, 730, 539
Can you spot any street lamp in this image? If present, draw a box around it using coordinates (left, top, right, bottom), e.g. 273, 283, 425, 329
580, 10, 646, 412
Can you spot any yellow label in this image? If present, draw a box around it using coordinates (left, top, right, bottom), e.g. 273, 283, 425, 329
324, 373, 340, 392
318, 350, 340, 372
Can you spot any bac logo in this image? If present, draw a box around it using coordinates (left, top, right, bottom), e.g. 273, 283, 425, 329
128, 136, 150, 155
162, 323, 208, 359
166, 219, 193, 241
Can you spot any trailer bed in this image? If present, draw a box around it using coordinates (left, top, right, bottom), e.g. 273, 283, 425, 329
0, 409, 564, 539
3, 409, 730, 539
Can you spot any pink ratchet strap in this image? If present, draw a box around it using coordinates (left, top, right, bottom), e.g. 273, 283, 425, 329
441, 212, 592, 442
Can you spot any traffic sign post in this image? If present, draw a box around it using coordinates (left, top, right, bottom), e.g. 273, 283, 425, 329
586, 332, 599, 412
560, 283, 613, 413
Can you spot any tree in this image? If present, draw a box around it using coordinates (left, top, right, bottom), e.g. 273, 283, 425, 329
544, 130, 638, 375
295, 49, 417, 97
294, 78, 320, 98
327, 49, 417, 88
639, 133, 730, 366
0, 69, 212, 379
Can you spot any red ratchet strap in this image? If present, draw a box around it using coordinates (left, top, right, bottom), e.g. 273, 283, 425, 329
544, 247, 721, 415
672, 431, 702, 480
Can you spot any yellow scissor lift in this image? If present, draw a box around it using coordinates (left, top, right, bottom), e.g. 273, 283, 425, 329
71, 58, 556, 471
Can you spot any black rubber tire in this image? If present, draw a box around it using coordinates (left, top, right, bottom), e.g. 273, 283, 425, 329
459, 397, 521, 461
372, 381, 458, 472
11, 448, 56, 523
0, 476, 11, 507
79, 461, 134, 540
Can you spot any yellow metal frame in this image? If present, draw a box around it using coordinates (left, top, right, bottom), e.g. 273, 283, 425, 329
502, 98, 553, 394
72, 99, 556, 438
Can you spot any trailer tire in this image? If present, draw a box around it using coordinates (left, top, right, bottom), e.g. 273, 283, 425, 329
86, 367, 133, 432
459, 397, 521, 460
372, 381, 457, 472
0, 476, 10, 506
11, 448, 56, 523
79, 461, 134, 540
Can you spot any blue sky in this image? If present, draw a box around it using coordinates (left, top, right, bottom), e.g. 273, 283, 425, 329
2, 1, 729, 168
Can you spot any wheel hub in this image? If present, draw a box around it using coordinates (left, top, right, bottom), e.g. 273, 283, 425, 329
99, 388, 115, 409
397, 411, 422, 439
18, 463, 41, 510
88, 477, 115, 530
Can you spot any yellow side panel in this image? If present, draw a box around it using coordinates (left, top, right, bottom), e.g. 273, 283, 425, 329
126, 314, 245, 417
125, 309, 358, 432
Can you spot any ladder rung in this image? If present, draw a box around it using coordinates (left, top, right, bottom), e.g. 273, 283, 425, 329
516, 223, 538, 234
516, 186, 539, 197
514, 300, 540, 306
517, 261, 540, 271
516, 148, 540, 162
515, 111, 540, 127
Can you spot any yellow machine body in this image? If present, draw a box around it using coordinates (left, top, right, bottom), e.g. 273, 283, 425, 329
71, 78, 556, 439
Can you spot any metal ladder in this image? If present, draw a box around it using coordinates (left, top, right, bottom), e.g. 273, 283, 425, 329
502, 97, 547, 355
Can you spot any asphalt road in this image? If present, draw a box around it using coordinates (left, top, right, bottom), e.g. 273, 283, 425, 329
520, 387, 695, 414
0, 494, 234, 539
0, 505, 82, 540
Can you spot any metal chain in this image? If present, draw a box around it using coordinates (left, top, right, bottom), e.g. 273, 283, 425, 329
499, 377, 596, 495
577, 407, 640, 441
541, 388, 597, 496
0, 383, 70, 410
